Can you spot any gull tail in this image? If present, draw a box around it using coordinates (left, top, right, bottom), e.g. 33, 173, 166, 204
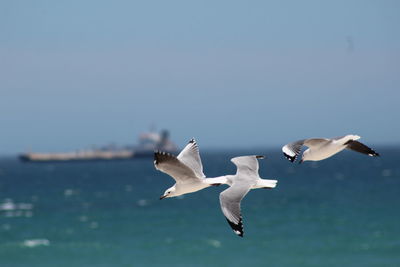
254, 179, 278, 189
204, 176, 228, 186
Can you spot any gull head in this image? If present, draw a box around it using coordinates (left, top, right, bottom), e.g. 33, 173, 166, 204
160, 186, 177, 200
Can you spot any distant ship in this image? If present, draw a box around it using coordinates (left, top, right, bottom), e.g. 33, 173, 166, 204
131, 130, 178, 157
19, 130, 178, 162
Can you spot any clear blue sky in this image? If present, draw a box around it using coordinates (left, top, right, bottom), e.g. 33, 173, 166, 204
1, 0, 399, 154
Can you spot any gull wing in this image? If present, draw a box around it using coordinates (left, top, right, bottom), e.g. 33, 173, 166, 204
282, 140, 305, 162
154, 152, 200, 183
219, 181, 251, 237
177, 139, 205, 178
304, 138, 331, 147
283, 138, 330, 162
344, 140, 380, 157
230, 155, 263, 179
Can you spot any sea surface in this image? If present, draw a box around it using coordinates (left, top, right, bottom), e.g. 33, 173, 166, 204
0, 148, 399, 267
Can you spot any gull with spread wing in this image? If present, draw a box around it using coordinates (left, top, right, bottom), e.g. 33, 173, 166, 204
218, 155, 277, 237
154, 138, 227, 199
282, 135, 380, 163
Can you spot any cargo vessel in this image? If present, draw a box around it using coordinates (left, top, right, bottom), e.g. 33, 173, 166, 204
19, 130, 177, 162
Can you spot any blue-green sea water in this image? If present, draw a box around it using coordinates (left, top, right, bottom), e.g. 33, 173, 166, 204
0, 148, 399, 267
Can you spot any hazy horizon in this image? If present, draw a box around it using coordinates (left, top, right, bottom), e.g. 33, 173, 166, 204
2, 139, 399, 157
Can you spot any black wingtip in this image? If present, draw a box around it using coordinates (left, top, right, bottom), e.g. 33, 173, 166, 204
370, 148, 380, 157
154, 151, 174, 165
283, 152, 296, 163
256, 155, 265, 159
345, 140, 381, 158
189, 138, 196, 144
154, 151, 160, 165
226, 218, 244, 237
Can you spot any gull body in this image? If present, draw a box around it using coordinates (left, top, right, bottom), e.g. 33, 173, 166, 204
154, 138, 227, 199
217, 155, 277, 237
282, 135, 380, 163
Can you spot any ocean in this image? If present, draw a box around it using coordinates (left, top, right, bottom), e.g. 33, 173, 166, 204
0, 148, 399, 267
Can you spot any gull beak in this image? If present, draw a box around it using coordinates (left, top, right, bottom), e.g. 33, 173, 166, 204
160, 195, 167, 200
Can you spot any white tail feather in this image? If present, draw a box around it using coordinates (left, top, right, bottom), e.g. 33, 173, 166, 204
254, 179, 277, 189
204, 176, 228, 185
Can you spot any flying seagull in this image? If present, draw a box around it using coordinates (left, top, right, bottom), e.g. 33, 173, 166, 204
219, 155, 277, 237
282, 135, 380, 163
154, 138, 227, 199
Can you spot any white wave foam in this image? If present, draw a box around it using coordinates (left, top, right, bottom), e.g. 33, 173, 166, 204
22, 239, 50, 248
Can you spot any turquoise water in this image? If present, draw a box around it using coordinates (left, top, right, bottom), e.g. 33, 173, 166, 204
0, 148, 399, 267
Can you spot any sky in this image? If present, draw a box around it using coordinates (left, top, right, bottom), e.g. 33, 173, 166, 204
0, 0, 399, 154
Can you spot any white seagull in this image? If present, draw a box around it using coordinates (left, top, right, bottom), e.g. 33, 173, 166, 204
154, 138, 227, 199
218, 155, 277, 237
282, 134, 380, 163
